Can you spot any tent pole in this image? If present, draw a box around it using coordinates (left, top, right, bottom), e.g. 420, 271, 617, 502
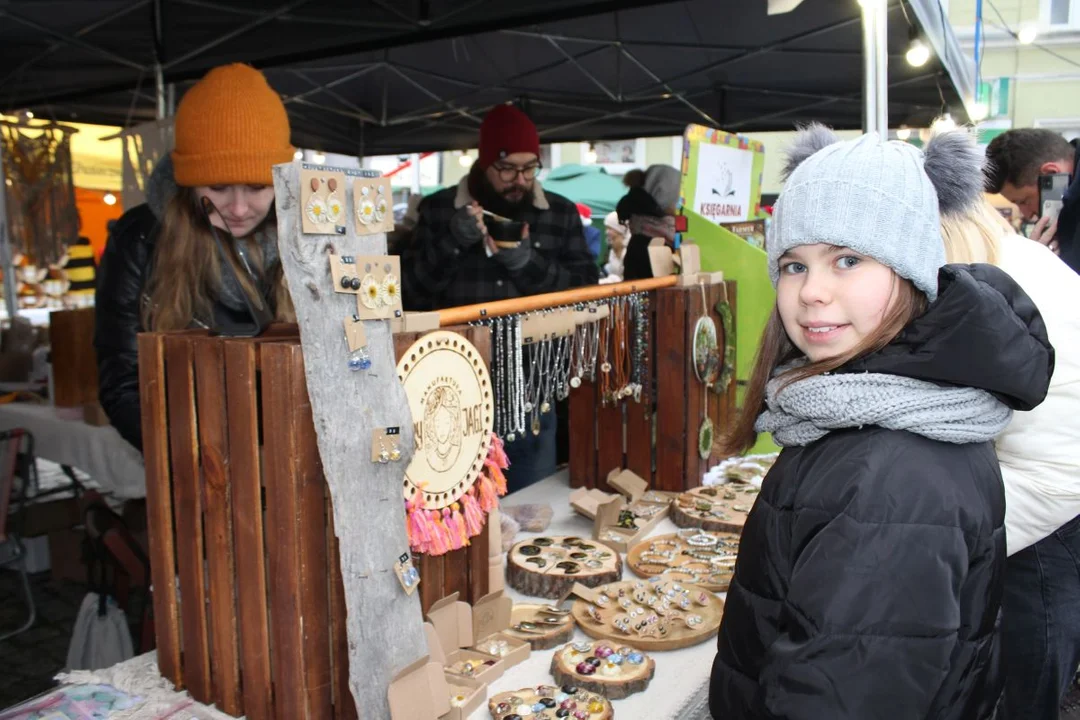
861, 0, 889, 134
0, 138, 18, 323
155, 63, 167, 120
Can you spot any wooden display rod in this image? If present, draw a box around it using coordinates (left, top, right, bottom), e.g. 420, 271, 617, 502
437, 275, 678, 327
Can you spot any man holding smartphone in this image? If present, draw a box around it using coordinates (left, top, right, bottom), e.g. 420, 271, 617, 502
986, 128, 1079, 273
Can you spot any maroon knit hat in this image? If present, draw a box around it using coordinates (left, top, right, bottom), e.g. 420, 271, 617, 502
478, 105, 540, 170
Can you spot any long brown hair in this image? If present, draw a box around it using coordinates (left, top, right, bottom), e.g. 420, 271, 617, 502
716, 275, 928, 456
142, 187, 295, 331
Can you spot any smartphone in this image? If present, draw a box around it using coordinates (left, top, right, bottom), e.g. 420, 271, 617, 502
1039, 173, 1070, 222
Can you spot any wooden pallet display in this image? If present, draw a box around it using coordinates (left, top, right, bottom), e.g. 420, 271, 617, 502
138, 324, 491, 720
567, 281, 736, 493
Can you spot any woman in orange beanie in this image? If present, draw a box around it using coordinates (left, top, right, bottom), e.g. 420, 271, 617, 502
94, 63, 296, 452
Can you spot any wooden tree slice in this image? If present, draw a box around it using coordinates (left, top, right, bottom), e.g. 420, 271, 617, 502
550, 639, 655, 700
489, 686, 613, 720
506, 536, 622, 600
504, 603, 576, 650
571, 579, 724, 651
670, 485, 760, 533
627, 530, 741, 592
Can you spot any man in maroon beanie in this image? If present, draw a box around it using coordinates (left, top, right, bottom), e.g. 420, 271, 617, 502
402, 104, 597, 310
402, 104, 597, 490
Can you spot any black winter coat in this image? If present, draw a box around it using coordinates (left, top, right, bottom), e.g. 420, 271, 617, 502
710, 265, 1054, 720
94, 163, 269, 452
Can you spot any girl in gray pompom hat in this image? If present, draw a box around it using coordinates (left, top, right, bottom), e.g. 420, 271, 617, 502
709, 126, 1055, 720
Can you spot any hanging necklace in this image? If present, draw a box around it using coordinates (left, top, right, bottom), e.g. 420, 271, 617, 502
512, 314, 526, 439
694, 282, 720, 459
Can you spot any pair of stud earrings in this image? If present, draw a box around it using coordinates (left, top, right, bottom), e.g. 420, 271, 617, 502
356, 183, 388, 226
305, 177, 344, 225
348, 346, 372, 372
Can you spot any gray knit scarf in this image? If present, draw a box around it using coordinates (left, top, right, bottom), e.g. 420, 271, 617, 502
216, 224, 279, 314
755, 368, 1012, 447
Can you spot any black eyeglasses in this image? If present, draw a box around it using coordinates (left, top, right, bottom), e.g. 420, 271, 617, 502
492, 161, 542, 182
199, 196, 273, 337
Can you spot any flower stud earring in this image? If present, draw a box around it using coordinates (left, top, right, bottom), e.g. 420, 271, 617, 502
305, 177, 328, 224
325, 177, 343, 225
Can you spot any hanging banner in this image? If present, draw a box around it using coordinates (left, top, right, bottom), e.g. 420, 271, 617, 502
677, 125, 766, 227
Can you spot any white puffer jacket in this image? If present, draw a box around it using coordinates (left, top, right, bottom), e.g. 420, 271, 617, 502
996, 233, 1080, 554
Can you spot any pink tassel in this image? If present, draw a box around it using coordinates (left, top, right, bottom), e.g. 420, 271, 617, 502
443, 507, 465, 551
484, 459, 508, 497
462, 491, 485, 538
476, 472, 499, 512
405, 494, 434, 554
429, 509, 450, 556
488, 433, 510, 471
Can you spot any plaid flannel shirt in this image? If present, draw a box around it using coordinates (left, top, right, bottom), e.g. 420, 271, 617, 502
401, 178, 599, 311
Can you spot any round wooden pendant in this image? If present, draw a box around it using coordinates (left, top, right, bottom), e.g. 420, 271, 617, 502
504, 603, 576, 650
506, 536, 622, 600
396, 331, 494, 511
550, 639, 655, 699
670, 485, 760, 534
692, 315, 719, 384
489, 686, 613, 720
627, 530, 741, 592
571, 578, 724, 651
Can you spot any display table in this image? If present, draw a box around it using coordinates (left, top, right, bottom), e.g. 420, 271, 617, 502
0, 403, 145, 499
27, 470, 716, 719
471, 470, 714, 719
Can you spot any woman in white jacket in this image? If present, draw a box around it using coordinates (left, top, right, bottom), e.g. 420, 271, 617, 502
941, 190, 1080, 720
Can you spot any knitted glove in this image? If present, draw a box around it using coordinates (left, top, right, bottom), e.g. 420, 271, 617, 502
449, 206, 486, 247
492, 242, 533, 272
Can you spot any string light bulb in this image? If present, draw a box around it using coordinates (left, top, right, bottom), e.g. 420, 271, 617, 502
906, 39, 931, 67
1018, 23, 1038, 45
896, 127, 912, 141
103, 192, 117, 206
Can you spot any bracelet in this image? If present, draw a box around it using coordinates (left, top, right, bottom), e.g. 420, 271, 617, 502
636, 562, 668, 574
639, 552, 673, 565
649, 539, 678, 552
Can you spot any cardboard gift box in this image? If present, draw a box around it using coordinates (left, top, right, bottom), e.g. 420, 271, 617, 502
387, 653, 450, 720
422, 623, 487, 720
468, 591, 531, 669
582, 469, 673, 553
426, 593, 506, 686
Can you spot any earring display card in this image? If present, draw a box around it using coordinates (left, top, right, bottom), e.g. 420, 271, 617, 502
301, 166, 348, 235
394, 552, 421, 595
371, 426, 402, 463
353, 255, 403, 320
329, 254, 362, 295
353, 176, 394, 235
344, 316, 368, 353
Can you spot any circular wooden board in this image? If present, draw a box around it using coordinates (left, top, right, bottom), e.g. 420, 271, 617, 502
571, 579, 724, 652
627, 530, 741, 592
489, 686, 613, 720
506, 536, 622, 600
504, 603, 576, 650
550, 639, 655, 700
397, 331, 494, 511
670, 485, 760, 533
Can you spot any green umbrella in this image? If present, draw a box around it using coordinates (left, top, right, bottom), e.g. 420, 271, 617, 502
541, 164, 628, 218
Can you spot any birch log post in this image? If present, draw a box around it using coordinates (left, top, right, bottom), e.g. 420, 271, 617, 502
272, 161, 425, 719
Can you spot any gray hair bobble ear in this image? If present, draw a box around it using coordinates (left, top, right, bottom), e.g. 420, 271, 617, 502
782, 123, 843, 182
922, 128, 986, 217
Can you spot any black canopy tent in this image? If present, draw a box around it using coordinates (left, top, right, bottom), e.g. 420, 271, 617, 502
0, 0, 974, 156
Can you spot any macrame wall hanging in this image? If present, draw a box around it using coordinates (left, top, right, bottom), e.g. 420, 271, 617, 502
1, 121, 79, 267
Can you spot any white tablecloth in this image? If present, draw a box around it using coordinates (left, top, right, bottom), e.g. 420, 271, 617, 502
0, 403, 145, 499
468, 470, 716, 720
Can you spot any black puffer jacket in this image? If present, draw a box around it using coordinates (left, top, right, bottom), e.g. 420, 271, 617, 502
710, 265, 1054, 720
94, 159, 267, 452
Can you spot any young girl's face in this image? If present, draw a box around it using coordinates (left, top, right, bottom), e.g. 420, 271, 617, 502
777, 243, 899, 362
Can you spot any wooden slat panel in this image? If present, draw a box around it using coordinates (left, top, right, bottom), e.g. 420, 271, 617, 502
443, 546, 471, 602
223, 339, 274, 720
654, 288, 688, 492
710, 281, 738, 466
193, 337, 242, 715
625, 293, 656, 483
163, 335, 212, 702
327, 505, 358, 720
595, 317, 624, 492
261, 341, 307, 718
50, 308, 97, 407
289, 343, 334, 719
684, 283, 712, 487
467, 521, 490, 604
418, 550, 445, 616
136, 332, 181, 687
567, 378, 597, 489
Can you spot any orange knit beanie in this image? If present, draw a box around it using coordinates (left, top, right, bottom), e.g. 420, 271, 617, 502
171, 63, 294, 187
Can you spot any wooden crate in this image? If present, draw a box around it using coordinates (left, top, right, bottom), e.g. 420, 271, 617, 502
568, 282, 737, 492
138, 324, 491, 720
49, 307, 97, 407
